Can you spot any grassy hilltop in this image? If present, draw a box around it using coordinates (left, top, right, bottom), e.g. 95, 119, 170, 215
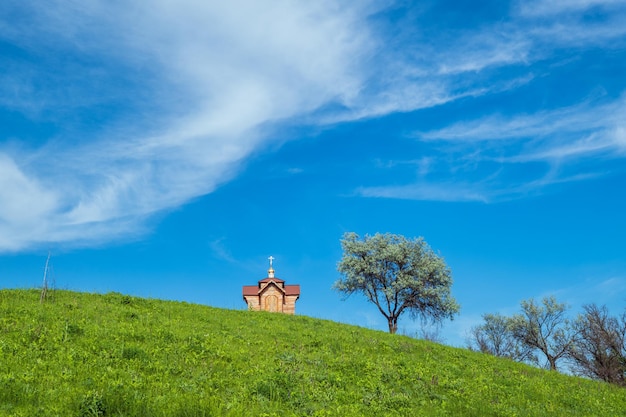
1, 289, 625, 416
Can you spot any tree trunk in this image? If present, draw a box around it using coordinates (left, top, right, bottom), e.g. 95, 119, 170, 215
548, 356, 557, 371
388, 317, 398, 334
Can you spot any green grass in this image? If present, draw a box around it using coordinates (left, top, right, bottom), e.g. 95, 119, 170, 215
1, 289, 624, 416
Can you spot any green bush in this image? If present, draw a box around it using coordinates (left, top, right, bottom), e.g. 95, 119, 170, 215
79, 391, 106, 417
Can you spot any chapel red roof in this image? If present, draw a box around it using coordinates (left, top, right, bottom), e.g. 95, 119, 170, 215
284, 284, 300, 296
259, 277, 285, 283
242, 280, 300, 298
242, 285, 258, 297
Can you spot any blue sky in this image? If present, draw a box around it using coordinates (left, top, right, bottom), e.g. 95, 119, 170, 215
1, 0, 626, 346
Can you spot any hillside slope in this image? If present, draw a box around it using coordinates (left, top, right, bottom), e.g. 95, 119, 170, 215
1, 289, 624, 416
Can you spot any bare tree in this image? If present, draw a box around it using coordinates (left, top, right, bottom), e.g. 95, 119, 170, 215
510, 296, 573, 371
416, 321, 444, 343
569, 304, 626, 385
40, 252, 51, 304
467, 313, 536, 363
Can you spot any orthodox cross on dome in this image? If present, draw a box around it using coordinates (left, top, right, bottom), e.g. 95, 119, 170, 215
268, 256, 275, 278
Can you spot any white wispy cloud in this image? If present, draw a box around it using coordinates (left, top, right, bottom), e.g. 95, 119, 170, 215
356, 183, 489, 203
360, 97, 626, 202
515, 0, 626, 17
0, 1, 381, 252
356, 0, 626, 203
525, 276, 626, 314
419, 97, 626, 161
208, 238, 237, 264
1, 0, 626, 250
0, 154, 59, 251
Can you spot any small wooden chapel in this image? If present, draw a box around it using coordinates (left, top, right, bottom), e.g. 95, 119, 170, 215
242, 257, 300, 314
